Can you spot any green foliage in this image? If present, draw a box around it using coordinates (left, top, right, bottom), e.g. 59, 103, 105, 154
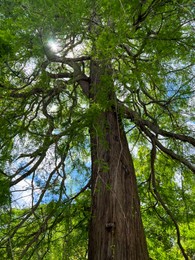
0, 0, 194, 259
0, 36, 12, 58
0, 191, 90, 260
134, 146, 195, 259
0, 174, 10, 207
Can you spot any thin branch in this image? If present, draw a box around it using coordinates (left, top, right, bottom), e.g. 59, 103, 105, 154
150, 139, 189, 260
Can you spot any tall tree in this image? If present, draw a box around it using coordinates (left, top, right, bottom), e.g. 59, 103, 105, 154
0, 0, 194, 259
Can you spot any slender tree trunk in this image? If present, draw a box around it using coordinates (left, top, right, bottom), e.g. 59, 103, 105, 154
88, 61, 149, 259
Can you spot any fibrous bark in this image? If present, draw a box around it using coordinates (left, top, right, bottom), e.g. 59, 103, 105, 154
88, 60, 149, 259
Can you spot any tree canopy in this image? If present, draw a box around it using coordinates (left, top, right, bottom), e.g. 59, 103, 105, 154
0, 0, 195, 259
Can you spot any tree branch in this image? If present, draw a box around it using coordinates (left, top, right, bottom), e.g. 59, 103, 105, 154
119, 102, 195, 172
121, 103, 195, 146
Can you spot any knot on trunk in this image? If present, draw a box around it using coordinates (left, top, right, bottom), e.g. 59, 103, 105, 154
105, 222, 115, 232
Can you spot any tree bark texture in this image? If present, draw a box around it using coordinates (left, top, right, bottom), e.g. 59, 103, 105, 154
88, 61, 149, 259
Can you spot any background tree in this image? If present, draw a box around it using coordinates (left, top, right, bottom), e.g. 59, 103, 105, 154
0, 0, 194, 259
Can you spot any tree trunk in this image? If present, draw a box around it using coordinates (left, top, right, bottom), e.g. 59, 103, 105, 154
88, 61, 149, 259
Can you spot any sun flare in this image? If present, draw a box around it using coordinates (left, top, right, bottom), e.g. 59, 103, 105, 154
48, 39, 60, 53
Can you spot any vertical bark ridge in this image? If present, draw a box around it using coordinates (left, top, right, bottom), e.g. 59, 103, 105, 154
88, 108, 149, 259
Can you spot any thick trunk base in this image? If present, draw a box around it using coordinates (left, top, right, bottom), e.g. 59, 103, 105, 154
88, 109, 149, 260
